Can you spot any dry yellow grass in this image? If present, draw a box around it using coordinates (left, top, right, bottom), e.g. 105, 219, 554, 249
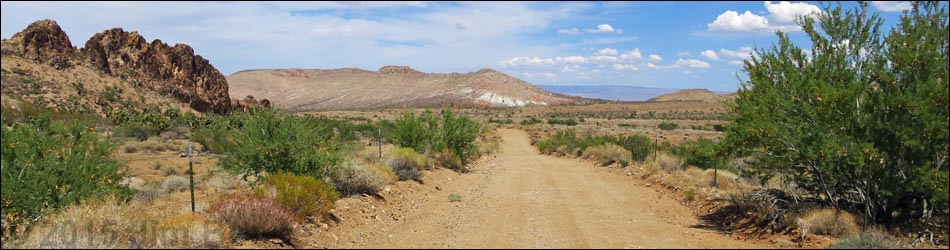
155, 214, 231, 249
581, 143, 633, 166
797, 208, 859, 237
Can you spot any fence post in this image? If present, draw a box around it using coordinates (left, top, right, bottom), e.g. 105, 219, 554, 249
188, 143, 195, 213
378, 127, 382, 161
653, 134, 658, 162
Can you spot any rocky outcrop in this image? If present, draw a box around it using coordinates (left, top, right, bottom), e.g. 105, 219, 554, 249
82, 28, 232, 113
231, 95, 271, 111
1, 19, 258, 114
2, 19, 76, 69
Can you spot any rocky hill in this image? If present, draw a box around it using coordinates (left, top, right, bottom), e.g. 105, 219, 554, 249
227, 67, 595, 111
647, 88, 735, 103
1, 19, 266, 116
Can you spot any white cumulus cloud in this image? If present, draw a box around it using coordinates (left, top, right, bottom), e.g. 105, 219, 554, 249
719, 46, 755, 60
764, 1, 821, 23
708, 1, 821, 33
596, 48, 618, 55
675, 58, 711, 69
649, 54, 662, 61
585, 23, 623, 34
557, 28, 580, 35
555, 56, 588, 64
708, 10, 770, 32
700, 50, 719, 60
611, 64, 639, 71
619, 49, 642, 61
872, 1, 912, 12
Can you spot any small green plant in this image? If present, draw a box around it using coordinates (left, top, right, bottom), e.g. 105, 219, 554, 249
255, 173, 339, 221
684, 189, 696, 201
387, 147, 426, 182
520, 116, 542, 126
657, 122, 678, 130
99, 85, 123, 102
448, 193, 463, 202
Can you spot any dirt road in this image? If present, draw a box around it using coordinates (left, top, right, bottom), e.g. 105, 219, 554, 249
308, 129, 768, 248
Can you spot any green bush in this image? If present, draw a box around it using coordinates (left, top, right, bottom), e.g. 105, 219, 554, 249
672, 139, 727, 171
723, 1, 949, 223
216, 110, 343, 181
657, 122, 678, 131
387, 147, 426, 182
255, 173, 339, 221
536, 131, 653, 162
520, 116, 542, 126
390, 110, 481, 167
390, 110, 436, 153
610, 134, 653, 162
1, 114, 132, 237
436, 110, 481, 164
547, 118, 578, 126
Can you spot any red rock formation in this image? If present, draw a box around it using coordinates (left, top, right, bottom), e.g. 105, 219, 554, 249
2, 19, 250, 114
2, 19, 76, 69
82, 28, 232, 113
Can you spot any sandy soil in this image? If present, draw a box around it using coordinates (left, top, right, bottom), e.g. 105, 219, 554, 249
300, 129, 769, 248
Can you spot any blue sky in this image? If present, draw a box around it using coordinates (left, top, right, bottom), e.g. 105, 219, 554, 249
1, 1, 910, 91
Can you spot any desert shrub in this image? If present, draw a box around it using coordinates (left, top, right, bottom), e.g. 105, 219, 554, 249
536, 130, 579, 155
435, 149, 465, 172
161, 176, 191, 193
154, 214, 230, 249
387, 147, 426, 182
436, 110, 481, 164
390, 110, 481, 165
582, 143, 633, 167
1, 115, 132, 237
646, 153, 686, 173
123, 145, 140, 153
18, 199, 153, 248
390, 110, 436, 153
164, 166, 179, 176
610, 134, 653, 162
797, 208, 859, 237
330, 163, 392, 196
723, 1, 948, 224
255, 173, 339, 221
672, 138, 727, 172
209, 193, 297, 239
132, 186, 164, 204
730, 188, 806, 230
217, 110, 343, 181
829, 228, 902, 249
547, 118, 578, 126
657, 122, 678, 131
448, 193, 463, 202
520, 116, 542, 126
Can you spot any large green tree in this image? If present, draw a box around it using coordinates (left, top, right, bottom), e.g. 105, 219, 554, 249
724, 1, 948, 224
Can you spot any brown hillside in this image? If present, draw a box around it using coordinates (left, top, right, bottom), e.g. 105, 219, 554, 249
1, 19, 265, 116
648, 88, 735, 103
227, 67, 595, 111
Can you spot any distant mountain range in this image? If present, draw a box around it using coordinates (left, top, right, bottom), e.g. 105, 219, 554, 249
538, 85, 732, 101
